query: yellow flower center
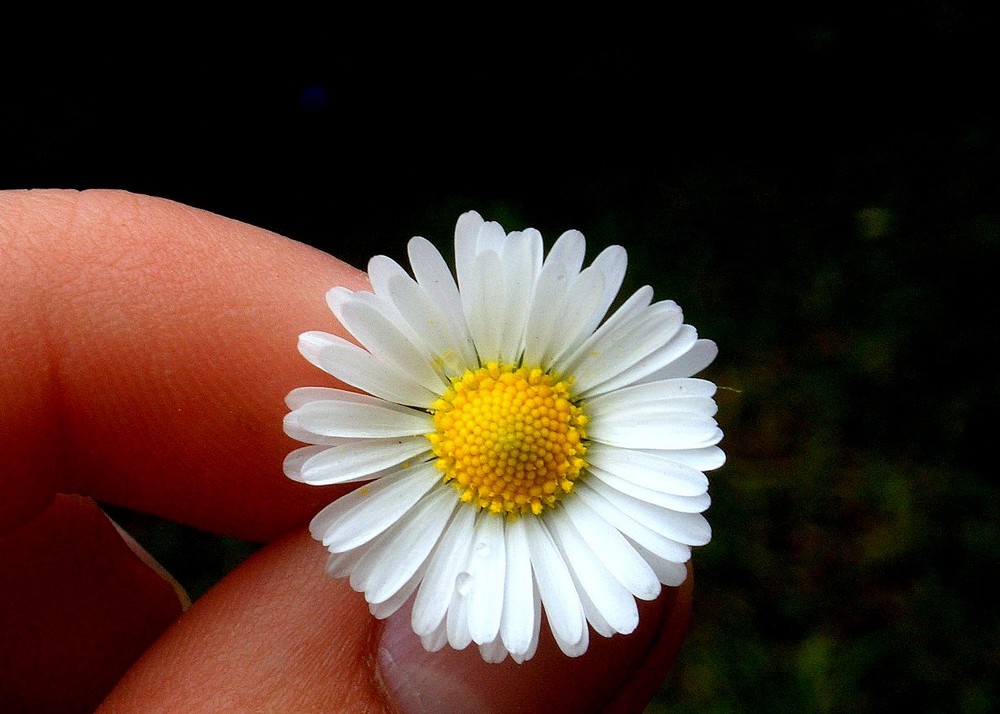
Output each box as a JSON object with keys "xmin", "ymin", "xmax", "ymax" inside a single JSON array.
[{"xmin": 427, "ymin": 362, "xmax": 588, "ymax": 516}]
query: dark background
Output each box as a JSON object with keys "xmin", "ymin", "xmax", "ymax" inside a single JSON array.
[{"xmin": 6, "ymin": 8, "xmax": 998, "ymax": 711}]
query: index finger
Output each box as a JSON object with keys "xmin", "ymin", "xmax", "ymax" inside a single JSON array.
[{"xmin": 0, "ymin": 189, "xmax": 365, "ymax": 539}]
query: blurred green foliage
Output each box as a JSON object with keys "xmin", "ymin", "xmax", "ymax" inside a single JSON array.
[{"xmin": 637, "ymin": 138, "xmax": 1000, "ymax": 710}]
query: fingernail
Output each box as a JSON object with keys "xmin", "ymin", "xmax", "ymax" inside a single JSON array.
[
  {"xmin": 376, "ymin": 594, "xmax": 675, "ymax": 714},
  {"xmin": 105, "ymin": 512, "xmax": 192, "ymax": 610}
]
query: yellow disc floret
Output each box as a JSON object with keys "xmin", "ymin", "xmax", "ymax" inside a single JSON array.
[{"xmin": 427, "ymin": 362, "xmax": 588, "ymax": 517}]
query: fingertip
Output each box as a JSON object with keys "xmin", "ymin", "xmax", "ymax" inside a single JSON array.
[{"xmin": 376, "ymin": 570, "xmax": 693, "ymax": 714}]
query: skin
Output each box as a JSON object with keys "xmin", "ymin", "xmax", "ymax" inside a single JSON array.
[{"xmin": 0, "ymin": 190, "xmax": 692, "ymax": 713}]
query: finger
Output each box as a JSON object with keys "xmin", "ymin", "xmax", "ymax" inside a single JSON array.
[
  {"xmin": 99, "ymin": 531, "xmax": 692, "ymax": 713},
  {"xmin": 0, "ymin": 189, "xmax": 367, "ymax": 538},
  {"xmin": 0, "ymin": 495, "xmax": 183, "ymax": 713}
]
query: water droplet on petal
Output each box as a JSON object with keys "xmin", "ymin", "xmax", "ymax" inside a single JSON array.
[{"xmin": 455, "ymin": 571, "xmax": 472, "ymax": 596}]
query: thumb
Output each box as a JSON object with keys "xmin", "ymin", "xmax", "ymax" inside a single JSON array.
[{"xmin": 101, "ymin": 530, "xmax": 691, "ymax": 713}]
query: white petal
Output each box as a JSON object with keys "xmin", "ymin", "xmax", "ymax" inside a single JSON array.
[
  {"xmin": 283, "ymin": 444, "xmax": 331, "ymax": 480},
  {"xmin": 541, "ymin": 266, "xmax": 607, "ymax": 366},
  {"xmin": 592, "ymin": 396, "xmax": 718, "ymax": 423},
  {"xmin": 547, "ymin": 508, "xmax": 639, "ymax": 635},
  {"xmin": 521, "ymin": 253, "xmax": 574, "ymax": 367},
  {"xmin": 369, "ymin": 566, "xmax": 422, "ymax": 619},
  {"xmin": 446, "ymin": 585, "xmax": 473, "ymax": 651},
  {"xmin": 325, "ymin": 285, "xmax": 355, "ymax": 314},
  {"xmin": 523, "ymin": 516, "xmax": 587, "ymax": 657},
  {"xmin": 545, "ymin": 245, "xmax": 628, "ymax": 367},
  {"xmin": 568, "ymin": 302, "xmax": 683, "ymax": 395},
  {"xmin": 574, "ymin": 481, "xmax": 692, "ymax": 563},
  {"xmin": 554, "ymin": 291, "xmax": 668, "ymax": 385},
  {"xmin": 497, "ymin": 230, "xmax": 541, "ymax": 363},
  {"xmin": 585, "ymin": 443, "xmax": 710, "ymax": 497},
  {"xmin": 454, "ymin": 211, "xmax": 486, "ymax": 300},
  {"xmin": 407, "ymin": 236, "xmax": 474, "ymax": 359},
  {"xmin": 352, "ymin": 487, "xmax": 456, "ymax": 604},
  {"xmin": 369, "ymin": 549, "xmax": 434, "ymax": 618},
  {"xmin": 292, "ymin": 400, "xmax": 431, "ymax": 440},
  {"xmin": 295, "ymin": 436, "xmax": 431, "ymax": 486},
  {"xmin": 576, "ymin": 588, "xmax": 614, "ymax": 638},
  {"xmin": 589, "ymin": 411, "xmax": 722, "ymax": 450},
  {"xmin": 476, "ymin": 220, "xmax": 507, "ymax": 254},
  {"xmin": 645, "ymin": 445, "xmax": 727, "ymax": 471},
  {"xmin": 638, "ymin": 338, "xmax": 719, "ymax": 382},
  {"xmin": 295, "ymin": 448, "xmax": 427, "ymax": 487},
  {"xmin": 629, "ymin": 539, "xmax": 690, "ymax": 587},
  {"xmin": 286, "ymin": 392, "xmax": 401, "ymax": 446},
  {"xmin": 585, "ymin": 377, "xmax": 718, "ymax": 415},
  {"xmin": 336, "ymin": 298, "xmax": 447, "ymax": 395},
  {"xmin": 283, "ymin": 417, "xmax": 353, "ymax": 446},
  {"xmin": 550, "ymin": 285, "xmax": 653, "ymax": 377},
  {"xmin": 602, "ymin": 285, "xmax": 655, "ymax": 326},
  {"xmin": 467, "ymin": 513, "xmax": 506, "ymax": 645},
  {"xmin": 510, "ymin": 584, "xmax": 542, "ymax": 664},
  {"xmin": 499, "ymin": 517, "xmax": 536, "ymax": 656},
  {"xmin": 587, "ymin": 244, "xmax": 628, "ymax": 328},
  {"xmin": 297, "ymin": 330, "xmax": 338, "ymax": 371},
  {"xmin": 583, "ymin": 325, "xmax": 699, "ymax": 398},
  {"xmin": 420, "ymin": 619, "xmax": 450, "ymax": 652},
  {"xmin": 386, "ymin": 274, "xmax": 476, "ymax": 377},
  {"xmin": 561, "ymin": 495, "xmax": 661, "ymax": 601},
  {"xmin": 411, "ymin": 502, "xmax": 478, "ymax": 637},
  {"xmin": 589, "ymin": 466, "xmax": 712, "ymax": 512},
  {"xmin": 478, "ymin": 637, "xmax": 510, "ymax": 664},
  {"xmin": 331, "ymin": 289, "xmax": 425, "ymax": 349},
  {"xmin": 309, "ymin": 463, "xmax": 441, "ymax": 552},
  {"xmin": 587, "ymin": 477, "xmax": 712, "ymax": 547},
  {"xmin": 285, "ymin": 386, "xmax": 357, "ymax": 410},
  {"xmin": 462, "ymin": 249, "xmax": 504, "ymax": 363},
  {"xmin": 561, "ymin": 622, "xmax": 589, "ymax": 658},
  {"xmin": 290, "ymin": 385, "xmax": 422, "ymax": 413},
  {"xmin": 545, "ymin": 229, "xmax": 586, "ymax": 275},
  {"xmin": 367, "ymin": 254, "xmax": 410, "ymax": 302},
  {"xmin": 515, "ymin": 228, "xmax": 545, "ymax": 279},
  {"xmin": 312, "ymin": 335, "xmax": 438, "ymax": 408},
  {"xmin": 325, "ymin": 545, "xmax": 366, "ymax": 578}
]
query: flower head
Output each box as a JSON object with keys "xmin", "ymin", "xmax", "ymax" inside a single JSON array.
[{"xmin": 284, "ymin": 211, "xmax": 724, "ymax": 663}]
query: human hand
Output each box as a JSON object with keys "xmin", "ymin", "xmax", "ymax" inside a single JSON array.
[{"xmin": 0, "ymin": 190, "xmax": 692, "ymax": 713}]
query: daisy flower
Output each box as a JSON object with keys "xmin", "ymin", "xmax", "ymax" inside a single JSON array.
[{"xmin": 283, "ymin": 211, "xmax": 723, "ymax": 663}]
